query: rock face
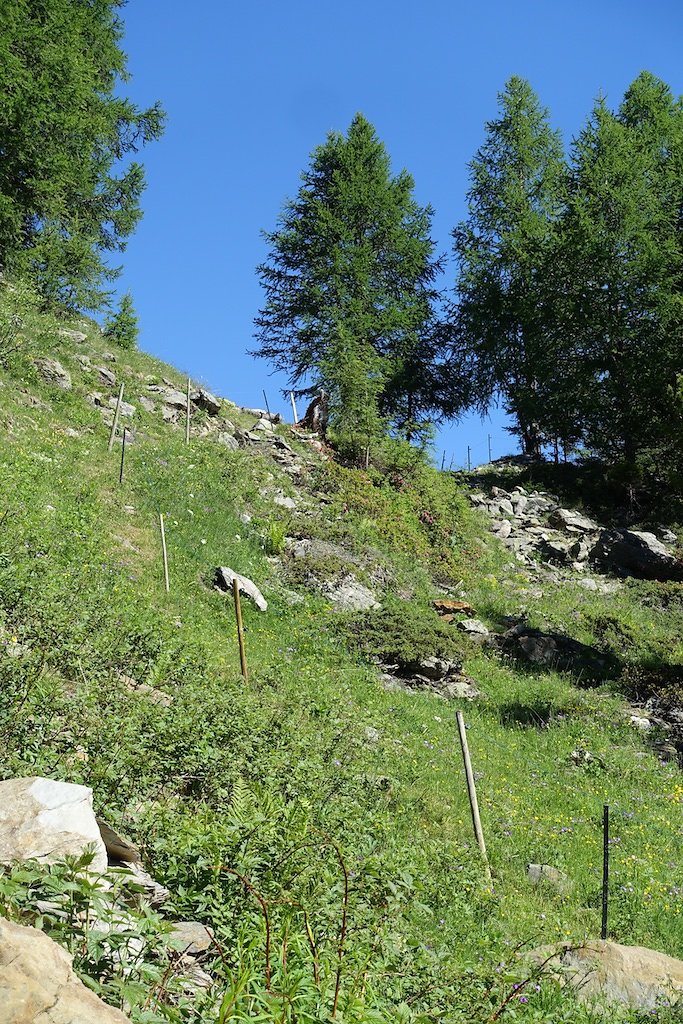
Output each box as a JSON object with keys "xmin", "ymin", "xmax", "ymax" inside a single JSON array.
[
  {"xmin": 0, "ymin": 777, "xmax": 108, "ymax": 873},
  {"xmin": 529, "ymin": 940, "xmax": 683, "ymax": 1010},
  {"xmin": 214, "ymin": 567, "xmax": 268, "ymax": 611},
  {"xmin": 191, "ymin": 386, "xmax": 221, "ymax": 415},
  {"xmin": 591, "ymin": 529, "xmax": 683, "ymax": 581},
  {"xmin": 0, "ymin": 917, "xmax": 131, "ymax": 1022},
  {"xmin": 490, "ymin": 625, "xmax": 618, "ymax": 681},
  {"xmin": 168, "ymin": 921, "xmax": 214, "ymax": 956},
  {"xmin": 32, "ymin": 357, "xmax": 71, "ymax": 390},
  {"xmin": 324, "ymin": 577, "xmax": 379, "ymax": 612}
]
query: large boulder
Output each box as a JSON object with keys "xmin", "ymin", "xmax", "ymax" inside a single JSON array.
[
  {"xmin": 0, "ymin": 777, "xmax": 108, "ymax": 872},
  {"xmin": 191, "ymin": 386, "xmax": 221, "ymax": 415},
  {"xmin": 549, "ymin": 507, "xmax": 599, "ymax": 533},
  {"xmin": 590, "ymin": 529, "xmax": 683, "ymax": 581},
  {"xmin": 214, "ymin": 567, "xmax": 268, "ymax": 611},
  {"xmin": 529, "ymin": 940, "xmax": 683, "ymax": 1010},
  {"xmin": 0, "ymin": 917, "xmax": 131, "ymax": 1022},
  {"xmin": 490, "ymin": 625, "xmax": 618, "ymax": 681}
]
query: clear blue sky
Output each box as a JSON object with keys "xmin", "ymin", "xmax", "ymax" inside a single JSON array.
[{"xmin": 116, "ymin": 0, "xmax": 683, "ymax": 468}]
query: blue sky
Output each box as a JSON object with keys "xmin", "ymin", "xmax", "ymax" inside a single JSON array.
[{"xmin": 116, "ymin": 0, "xmax": 683, "ymax": 468}]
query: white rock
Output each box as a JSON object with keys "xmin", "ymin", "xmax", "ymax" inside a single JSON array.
[
  {"xmin": 214, "ymin": 567, "xmax": 268, "ymax": 611},
  {"xmin": 0, "ymin": 777, "xmax": 108, "ymax": 873}
]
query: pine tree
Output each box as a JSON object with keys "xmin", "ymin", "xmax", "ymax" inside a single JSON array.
[
  {"xmin": 452, "ymin": 77, "xmax": 567, "ymax": 457},
  {"xmin": 253, "ymin": 114, "xmax": 443, "ymax": 441},
  {"xmin": 103, "ymin": 292, "xmax": 138, "ymax": 350},
  {"xmin": 0, "ymin": 0, "xmax": 164, "ymax": 309}
]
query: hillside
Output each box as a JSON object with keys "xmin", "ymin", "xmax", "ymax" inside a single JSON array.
[{"xmin": 1, "ymin": 285, "xmax": 683, "ymax": 1023}]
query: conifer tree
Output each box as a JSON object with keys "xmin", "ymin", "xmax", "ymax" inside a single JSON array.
[
  {"xmin": 254, "ymin": 114, "xmax": 443, "ymax": 441},
  {"xmin": 452, "ymin": 77, "xmax": 567, "ymax": 457},
  {"xmin": 103, "ymin": 292, "xmax": 138, "ymax": 350},
  {"xmin": 0, "ymin": 0, "xmax": 164, "ymax": 308}
]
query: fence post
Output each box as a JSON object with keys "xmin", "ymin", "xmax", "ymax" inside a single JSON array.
[
  {"xmin": 159, "ymin": 513, "xmax": 170, "ymax": 593},
  {"xmin": 456, "ymin": 711, "xmax": 491, "ymax": 879},
  {"xmin": 119, "ymin": 427, "xmax": 127, "ymax": 484},
  {"xmin": 601, "ymin": 804, "xmax": 610, "ymax": 939},
  {"xmin": 488, "ymin": 434, "xmax": 492, "ymax": 463},
  {"xmin": 262, "ymin": 389, "xmax": 271, "ymax": 419},
  {"xmin": 185, "ymin": 377, "xmax": 191, "ymax": 445},
  {"xmin": 232, "ymin": 577, "xmax": 249, "ymax": 682},
  {"xmin": 290, "ymin": 391, "xmax": 299, "ymax": 424},
  {"xmin": 467, "ymin": 446, "xmax": 471, "ymax": 472},
  {"xmin": 108, "ymin": 383, "xmax": 125, "ymax": 452}
]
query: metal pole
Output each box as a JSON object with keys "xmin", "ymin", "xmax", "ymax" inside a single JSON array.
[
  {"xmin": 232, "ymin": 577, "xmax": 249, "ymax": 682},
  {"xmin": 456, "ymin": 711, "xmax": 491, "ymax": 879},
  {"xmin": 159, "ymin": 513, "xmax": 170, "ymax": 593},
  {"xmin": 441, "ymin": 452, "xmax": 446, "ymax": 471},
  {"xmin": 290, "ymin": 391, "xmax": 299, "ymax": 424},
  {"xmin": 119, "ymin": 427, "xmax": 126, "ymax": 484},
  {"xmin": 488, "ymin": 434, "xmax": 492, "ymax": 463},
  {"xmin": 108, "ymin": 383, "xmax": 124, "ymax": 452},
  {"xmin": 601, "ymin": 804, "xmax": 609, "ymax": 939},
  {"xmin": 467, "ymin": 446, "xmax": 471, "ymax": 472},
  {"xmin": 185, "ymin": 377, "xmax": 191, "ymax": 445},
  {"xmin": 262, "ymin": 389, "xmax": 271, "ymax": 420}
]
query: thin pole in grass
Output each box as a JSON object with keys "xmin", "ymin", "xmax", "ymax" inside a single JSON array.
[
  {"xmin": 290, "ymin": 391, "xmax": 299, "ymax": 424},
  {"xmin": 601, "ymin": 804, "xmax": 610, "ymax": 939},
  {"xmin": 119, "ymin": 427, "xmax": 127, "ymax": 484},
  {"xmin": 456, "ymin": 710, "xmax": 491, "ymax": 879},
  {"xmin": 232, "ymin": 577, "xmax": 249, "ymax": 682},
  {"xmin": 488, "ymin": 433, "xmax": 492, "ymax": 463},
  {"xmin": 185, "ymin": 376, "xmax": 191, "ymax": 445},
  {"xmin": 467, "ymin": 445, "xmax": 472, "ymax": 471},
  {"xmin": 159, "ymin": 513, "xmax": 170, "ymax": 593},
  {"xmin": 262, "ymin": 389, "xmax": 271, "ymax": 419},
  {"xmin": 108, "ymin": 382, "xmax": 125, "ymax": 451}
]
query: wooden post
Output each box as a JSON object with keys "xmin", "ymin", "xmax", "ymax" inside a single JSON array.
[
  {"xmin": 185, "ymin": 377, "xmax": 191, "ymax": 445},
  {"xmin": 119, "ymin": 427, "xmax": 127, "ymax": 485},
  {"xmin": 601, "ymin": 804, "xmax": 609, "ymax": 939},
  {"xmin": 456, "ymin": 711, "xmax": 491, "ymax": 879},
  {"xmin": 108, "ymin": 383, "xmax": 125, "ymax": 451},
  {"xmin": 262, "ymin": 389, "xmax": 271, "ymax": 420},
  {"xmin": 467, "ymin": 445, "xmax": 471, "ymax": 472},
  {"xmin": 232, "ymin": 577, "xmax": 249, "ymax": 682},
  {"xmin": 159, "ymin": 513, "xmax": 170, "ymax": 593},
  {"xmin": 290, "ymin": 391, "xmax": 299, "ymax": 424}
]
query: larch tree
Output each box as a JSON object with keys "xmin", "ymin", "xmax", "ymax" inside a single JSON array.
[
  {"xmin": 0, "ymin": 0, "xmax": 164, "ymax": 309},
  {"xmin": 253, "ymin": 113, "xmax": 444, "ymax": 450},
  {"xmin": 452, "ymin": 76, "xmax": 567, "ymax": 457}
]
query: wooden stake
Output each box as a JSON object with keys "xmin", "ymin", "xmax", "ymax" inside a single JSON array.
[
  {"xmin": 488, "ymin": 433, "xmax": 492, "ymax": 463},
  {"xmin": 467, "ymin": 445, "xmax": 472, "ymax": 471},
  {"xmin": 456, "ymin": 710, "xmax": 491, "ymax": 879},
  {"xmin": 159, "ymin": 513, "xmax": 170, "ymax": 593},
  {"xmin": 290, "ymin": 391, "xmax": 299, "ymax": 424},
  {"xmin": 108, "ymin": 382, "xmax": 125, "ymax": 451},
  {"xmin": 601, "ymin": 804, "xmax": 609, "ymax": 939},
  {"xmin": 262, "ymin": 389, "xmax": 271, "ymax": 420},
  {"xmin": 232, "ymin": 577, "xmax": 249, "ymax": 682},
  {"xmin": 119, "ymin": 427, "xmax": 127, "ymax": 485},
  {"xmin": 185, "ymin": 377, "xmax": 191, "ymax": 445}
]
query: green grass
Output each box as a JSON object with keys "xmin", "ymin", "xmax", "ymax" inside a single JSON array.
[{"xmin": 0, "ymin": 282, "xmax": 682, "ymax": 1022}]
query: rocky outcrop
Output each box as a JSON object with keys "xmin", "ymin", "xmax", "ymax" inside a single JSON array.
[
  {"xmin": 490, "ymin": 625, "xmax": 618, "ymax": 681},
  {"xmin": 591, "ymin": 529, "xmax": 683, "ymax": 581},
  {"xmin": 0, "ymin": 918, "xmax": 132, "ymax": 1023},
  {"xmin": 0, "ymin": 777, "xmax": 108, "ymax": 873},
  {"xmin": 528, "ymin": 940, "xmax": 683, "ymax": 1010},
  {"xmin": 324, "ymin": 576, "xmax": 379, "ymax": 612},
  {"xmin": 32, "ymin": 357, "xmax": 71, "ymax": 390}
]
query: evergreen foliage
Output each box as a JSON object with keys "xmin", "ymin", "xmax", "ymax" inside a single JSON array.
[
  {"xmin": 254, "ymin": 114, "xmax": 444, "ymax": 448},
  {"xmin": 103, "ymin": 292, "xmax": 139, "ymax": 350},
  {"xmin": 0, "ymin": 0, "xmax": 164, "ymax": 310}
]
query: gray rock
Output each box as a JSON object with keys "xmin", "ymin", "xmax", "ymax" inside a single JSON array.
[
  {"xmin": 0, "ymin": 918, "xmax": 132, "ymax": 1022},
  {"xmin": 168, "ymin": 921, "xmax": 214, "ymax": 956},
  {"xmin": 539, "ymin": 539, "xmax": 572, "ymax": 564},
  {"xmin": 550, "ymin": 508, "xmax": 599, "ymax": 533},
  {"xmin": 498, "ymin": 498, "xmax": 515, "ymax": 516},
  {"xmin": 659, "ymin": 528, "xmax": 677, "ymax": 545},
  {"xmin": 578, "ymin": 578, "xmax": 599, "ymax": 592},
  {"xmin": 156, "ymin": 387, "xmax": 187, "ymax": 408},
  {"xmin": 495, "ymin": 520, "xmax": 512, "ymax": 540},
  {"xmin": 490, "ymin": 626, "xmax": 618, "ymax": 681},
  {"xmin": 138, "ymin": 395, "xmax": 155, "ymax": 413},
  {"xmin": 590, "ymin": 529, "xmax": 683, "ymax": 581},
  {"xmin": 527, "ymin": 863, "xmax": 567, "ymax": 887},
  {"xmin": 58, "ymin": 327, "xmax": 88, "ymax": 343},
  {"xmin": 324, "ymin": 577, "xmax": 379, "ymax": 612},
  {"xmin": 457, "ymin": 618, "xmax": 490, "ymax": 638},
  {"xmin": 217, "ymin": 431, "xmax": 239, "ymax": 450},
  {"xmin": 0, "ymin": 777, "xmax": 108, "ymax": 873},
  {"xmin": 161, "ymin": 405, "xmax": 178, "ymax": 422},
  {"xmin": 96, "ymin": 366, "xmax": 116, "ymax": 386},
  {"xmin": 214, "ymin": 567, "xmax": 268, "ymax": 611},
  {"xmin": 108, "ymin": 396, "xmax": 135, "ymax": 417},
  {"xmin": 511, "ymin": 494, "xmax": 528, "ymax": 515},
  {"xmin": 33, "ymin": 357, "xmax": 71, "ymax": 390},
  {"xmin": 273, "ymin": 491, "xmax": 296, "ymax": 509},
  {"xmin": 528, "ymin": 941, "xmax": 683, "ymax": 1010},
  {"xmin": 410, "ymin": 656, "xmax": 453, "ymax": 680},
  {"xmin": 101, "ymin": 351, "xmax": 116, "ymax": 362},
  {"xmin": 191, "ymin": 386, "xmax": 221, "ymax": 415},
  {"xmin": 118, "ymin": 862, "xmax": 170, "ymax": 907},
  {"xmin": 96, "ymin": 820, "xmax": 140, "ymax": 864}
]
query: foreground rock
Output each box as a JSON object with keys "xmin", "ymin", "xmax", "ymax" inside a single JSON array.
[
  {"xmin": 490, "ymin": 625, "xmax": 618, "ymax": 681},
  {"xmin": 214, "ymin": 567, "xmax": 268, "ymax": 611},
  {"xmin": 0, "ymin": 777, "xmax": 108, "ymax": 873},
  {"xmin": 591, "ymin": 529, "xmax": 683, "ymax": 581},
  {"xmin": 0, "ymin": 917, "xmax": 131, "ymax": 1022},
  {"xmin": 32, "ymin": 357, "xmax": 71, "ymax": 390},
  {"xmin": 529, "ymin": 940, "xmax": 683, "ymax": 1010}
]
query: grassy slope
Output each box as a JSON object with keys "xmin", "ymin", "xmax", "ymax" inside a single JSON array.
[{"xmin": 1, "ymin": 287, "xmax": 682, "ymax": 1023}]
